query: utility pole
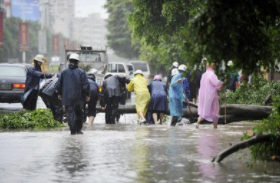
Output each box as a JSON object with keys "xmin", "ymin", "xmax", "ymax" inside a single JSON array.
[{"xmin": 22, "ymin": 0, "xmax": 25, "ymax": 63}]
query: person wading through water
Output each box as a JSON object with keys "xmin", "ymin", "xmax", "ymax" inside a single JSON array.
[{"xmin": 56, "ymin": 53, "xmax": 90, "ymax": 135}]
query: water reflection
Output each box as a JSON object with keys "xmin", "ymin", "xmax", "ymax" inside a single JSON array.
[{"xmin": 54, "ymin": 136, "xmax": 89, "ymax": 182}]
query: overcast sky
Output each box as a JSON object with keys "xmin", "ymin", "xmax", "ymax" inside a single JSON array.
[{"xmin": 75, "ymin": 0, "xmax": 108, "ymax": 19}]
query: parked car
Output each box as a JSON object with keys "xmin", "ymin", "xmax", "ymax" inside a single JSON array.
[
  {"xmin": 106, "ymin": 62, "xmax": 134, "ymax": 79},
  {"xmin": 129, "ymin": 60, "xmax": 151, "ymax": 82},
  {"xmin": 0, "ymin": 63, "xmax": 31, "ymax": 103}
]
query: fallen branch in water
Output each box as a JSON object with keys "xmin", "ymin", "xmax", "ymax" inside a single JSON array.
[{"xmin": 212, "ymin": 134, "xmax": 274, "ymax": 163}]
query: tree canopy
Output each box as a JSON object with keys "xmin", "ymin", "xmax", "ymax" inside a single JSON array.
[
  {"xmin": 128, "ymin": 0, "xmax": 280, "ymax": 75},
  {"xmin": 105, "ymin": 0, "xmax": 139, "ymax": 59}
]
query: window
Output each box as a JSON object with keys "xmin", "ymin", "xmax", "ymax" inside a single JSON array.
[
  {"xmin": 131, "ymin": 62, "xmax": 148, "ymax": 71},
  {"xmin": 118, "ymin": 64, "xmax": 125, "ymax": 72},
  {"xmin": 0, "ymin": 66, "xmax": 26, "ymax": 77}
]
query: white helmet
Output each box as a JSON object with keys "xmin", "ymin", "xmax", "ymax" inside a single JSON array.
[
  {"xmin": 34, "ymin": 54, "xmax": 44, "ymax": 63},
  {"xmin": 178, "ymin": 64, "xmax": 187, "ymax": 71},
  {"xmin": 227, "ymin": 60, "xmax": 233, "ymax": 66},
  {"xmin": 173, "ymin": 61, "xmax": 179, "ymax": 67},
  {"xmin": 134, "ymin": 69, "xmax": 143, "ymax": 76},
  {"xmin": 69, "ymin": 53, "xmax": 80, "ymax": 61},
  {"xmin": 171, "ymin": 68, "xmax": 179, "ymax": 76}
]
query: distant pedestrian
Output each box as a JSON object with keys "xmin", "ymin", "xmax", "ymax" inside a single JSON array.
[
  {"xmin": 22, "ymin": 54, "xmax": 53, "ymax": 110},
  {"xmin": 56, "ymin": 53, "xmax": 90, "ymax": 135},
  {"xmin": 127, "ymin": 70, "xmax": 151, "ymax": 124},
  {"xmin": 86, "ymin": 74, "xmax": 99, "ymax": 125},
  {"xmin": 169, "ymin": 64, "xmax": 188, "ymax": 126},
  {"xmin": 100, "ymin": 74, "xmax": 128, "ymax": 124},
  {"xmin": 148, "ymin": 75, "xmax": 168, "ymax": 125},
  {"xmin": 196, "ymin": 62, "xmax": 223, "ymax": 129},
  {"xmin": 166, "ymin": 62, "xmax": 179, "ymax": 89},
  {"xmin": 226, "ymin": 60, "xmax": 239, "ymax": 92}
]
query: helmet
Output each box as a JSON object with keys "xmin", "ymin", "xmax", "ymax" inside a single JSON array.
[
  {"xmin": 227, "ymin": 60, "xmax": 233, "ymax": 67},
  {"xmin": 171, "ymin": 68, "xmax": 179, "ymax": 76},
  {"xmin": 173, "ymin": 62, "xmax": 179, "ymax": 68},
  {"xmin": 34, "ymin": 54, "xmax": 44, "ymax": 63},
  {"xmin": 104, "ymin": 73, "xmax": 112, "ymax": 80},
  {"xmin": 66, "ymin": 52, "xmax": 72, "ymax": 60},
  {"xmin": 178, "ymin": 64, "xmax": 187, "ymax": 71},
  {"xmin": 134, "ymin": 70, "xmax": 143, "ymax": 76},
  {"xmin": 202, "ymin": 57, "xmax": 207, "ymax": 62},
  {"xmin": 88, "ymin": 74, "xmax": 96, "ymax": 81},
  {"xmin": 69, "ymin": 53, "xmax": 80, "ymax": 61},
  {"xmin": 154, "ymin": 75, "xmax": 162, "ymax": 80}
]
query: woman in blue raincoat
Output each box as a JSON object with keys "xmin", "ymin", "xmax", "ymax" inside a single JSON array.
[
  {"xmin": 22, "ymin": 54, "xmax": 53, "ymax": 110},
  {"xmin": 169, "ymin": 65, "xmax": 187, "ymax": 126},
  {"xmin": 148, "ymin": 75, "xmax": 168, "ymax": 124}
]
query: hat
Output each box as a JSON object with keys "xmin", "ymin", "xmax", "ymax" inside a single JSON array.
[
  {"xmin": 88, "ymin": 74, "xmax": 96, "ymax": 81},
  {"xmin": 173, "ymin": 62, "xmax": 179, "ymax": 67},
  {"xmin": 154, "ymin": 75, "xmax": 162, "ymax": 80},
  {"xmin": 134, "ymin": 70, "xmax": 143, "ymax": 76},
  {"xmin": 171, "ymin": 68, "xmax": 179, "ymax": 76},
  {"xmin": 178, "ymin": 64, "xmax": 187, "ymax": 71},
  {"xmin": 202, "ymin": 57, "xmax": 207, "ymax": 62},
  {"xmin": 227, "ymin": 60, "xmax": 233, "ymax": 67},
  {"xmin": 69, "ymin": 53, "xmax": 80, "ymax": 61},
  {"xmin": 34, "ymin": 54, "xmax": 44, "ymax": 63},
  {"xmin": 104, "ymin": 73, "xmax": 113, "ymax": 80}
]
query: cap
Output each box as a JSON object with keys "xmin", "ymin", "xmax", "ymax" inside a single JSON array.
[{"xmin": 34, "ymin": 54, "xmax": 44, "ymax": 63}]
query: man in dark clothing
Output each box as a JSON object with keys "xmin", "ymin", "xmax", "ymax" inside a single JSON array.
[
  {"xmin": 39, "ymin": 76, "xmax": 63, "ymax": 123},
  {"xmin": 166, "ymin": 61, "xmax": 179, "ymax": 90},
  {"xmin": 22, "ymin": 54, "xmax": 53, "ymax": 110},
  {"xmin": 86, "ymin": 74, "xmax": 99, "ymax": 124},
  {"xmin": 100, "ymin": 74, "xmax": 128, "ymax": 124},
  {"xmin": 56, "ymin": 53, "xmax": 90, "ymax": 135}
]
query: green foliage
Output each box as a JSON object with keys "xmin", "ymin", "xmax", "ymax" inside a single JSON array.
[
  {"xmin": 191, "ymin": 0, "xmax": 280, "ymax": 75},
  {"xmin": 0, "ymin": 109, "xmax": 64, "ymax": 130},
  {"xmin": 245, "ymin": 98, "xmax": 280, "ymax": 160},
  {"xmin": 105, "ymin": 0, "xmax": 139, "ymax": 59},
  {"xmin": 220, "ymin": 74, "xmax": 280, "ymax": 105}
]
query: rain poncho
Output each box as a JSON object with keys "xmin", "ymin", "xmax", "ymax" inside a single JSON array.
[
  {"xmin": 22, "ymin": 62, "xmax": 52, "ymax": 110},
  {"xmin": 169, "ymin": 73, "xmax": 186, "ymax": 118},
  {"xmin": 148, "ymin": 79, "xmax": 168, "ymax": 113},
  {"xmin": 198, "ymin": 68, "xmax": 222, "ymax": 123},
  {"xmin": 127, "ymin": 74, "xmax": 150, "ymax": 117}
]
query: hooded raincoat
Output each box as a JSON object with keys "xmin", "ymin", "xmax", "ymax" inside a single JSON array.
[
  {"xmin": 198, "ymin": 68, "xmax": 222, "ymax": 123},
  {"xmin": 22, "ymin": 62, "xmax": 52, "ymax": 110},
  {"xmin": 148, "ymin": 79, "xmax": 168, "ymax": 113},
  {"xmin": 127, "ymin": 74, "xmax": 150, "ymax": 117},
  {"xmin": 169, "ymin": 73, "xmax": 186, "ymax": 118}
]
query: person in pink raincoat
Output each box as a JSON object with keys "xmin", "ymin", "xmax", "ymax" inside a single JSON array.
[{"xmin": 196, "ymin": 62, "xmax": 223, "ymax": 129}]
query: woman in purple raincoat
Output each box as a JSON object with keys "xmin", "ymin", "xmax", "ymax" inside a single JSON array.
[
  {"xmin": 196, "ymin": 62, "xmax": 223, "ymax": 129},
  {"xmin": 148, "ymin": 75, "xmax": 168, "ymax": 124}
]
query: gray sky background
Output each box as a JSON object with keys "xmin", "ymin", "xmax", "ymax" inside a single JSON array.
[{"xmin": 75, "ymin": 0, "xmax": 108, "ymax": 19}]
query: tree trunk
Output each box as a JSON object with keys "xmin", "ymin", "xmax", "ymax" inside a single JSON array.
[{"xmin": 212, "ymin": 134, "xmax": 273, "ymax": 163}]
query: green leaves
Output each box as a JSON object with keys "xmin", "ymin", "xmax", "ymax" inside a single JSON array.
[{"xmin": 0, "ymin": 109, "xmax": 64, "ymax": 130}]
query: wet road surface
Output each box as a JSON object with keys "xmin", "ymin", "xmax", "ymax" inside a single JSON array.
[{"xmin": 0, "ymin": 114, "xmax": 279, "ymax": 183}]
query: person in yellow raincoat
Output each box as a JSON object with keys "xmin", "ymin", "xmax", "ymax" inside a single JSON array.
[{"xmin": 127, "ymin": 70, "xmax": 151, "ymax": 124}]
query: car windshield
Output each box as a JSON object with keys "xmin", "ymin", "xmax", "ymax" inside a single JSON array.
[
  {"xmin": 131, "ymin": 62, "xmax": 148, "ymax": 71},
  {"xmin": 0, "ymin": 66, "xmax": 26, "ymax": 77}
]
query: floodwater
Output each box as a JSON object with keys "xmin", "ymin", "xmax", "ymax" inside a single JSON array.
[{"xmin": 0, "ymin": 113, "xmax": 279, "ymax": 183}]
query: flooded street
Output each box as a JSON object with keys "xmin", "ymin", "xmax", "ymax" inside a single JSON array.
[{"xmin": 0, "ymin": 112, "xmax": 279, "ymax": 183}]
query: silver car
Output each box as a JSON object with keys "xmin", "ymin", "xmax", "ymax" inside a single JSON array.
[{"xmin": 0, "ymin": 63, "xmax": 31, "ymax": 103}]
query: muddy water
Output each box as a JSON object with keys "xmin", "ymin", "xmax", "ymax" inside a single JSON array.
[{"xmin": 0, "ymin": 114, "xmax": 279, "ymax": 183}]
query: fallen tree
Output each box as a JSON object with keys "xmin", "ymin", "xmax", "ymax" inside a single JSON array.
[
  {"xmin": 212, "ymin": 134, "xmax": 274, "ymax": 163},
  {"xmin": 96, "ymin": 103, "xmax": 272, "ymax": 123}
]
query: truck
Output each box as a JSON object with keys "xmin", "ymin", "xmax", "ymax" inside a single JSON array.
[{"xmin": 62, "ymin": 46, "xmax": 108, "ymax": 87}]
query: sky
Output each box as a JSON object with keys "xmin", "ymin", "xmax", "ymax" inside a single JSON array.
[{"xmin": 75, "ymin": 0, "xmax": 108, "ymax": 19}]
